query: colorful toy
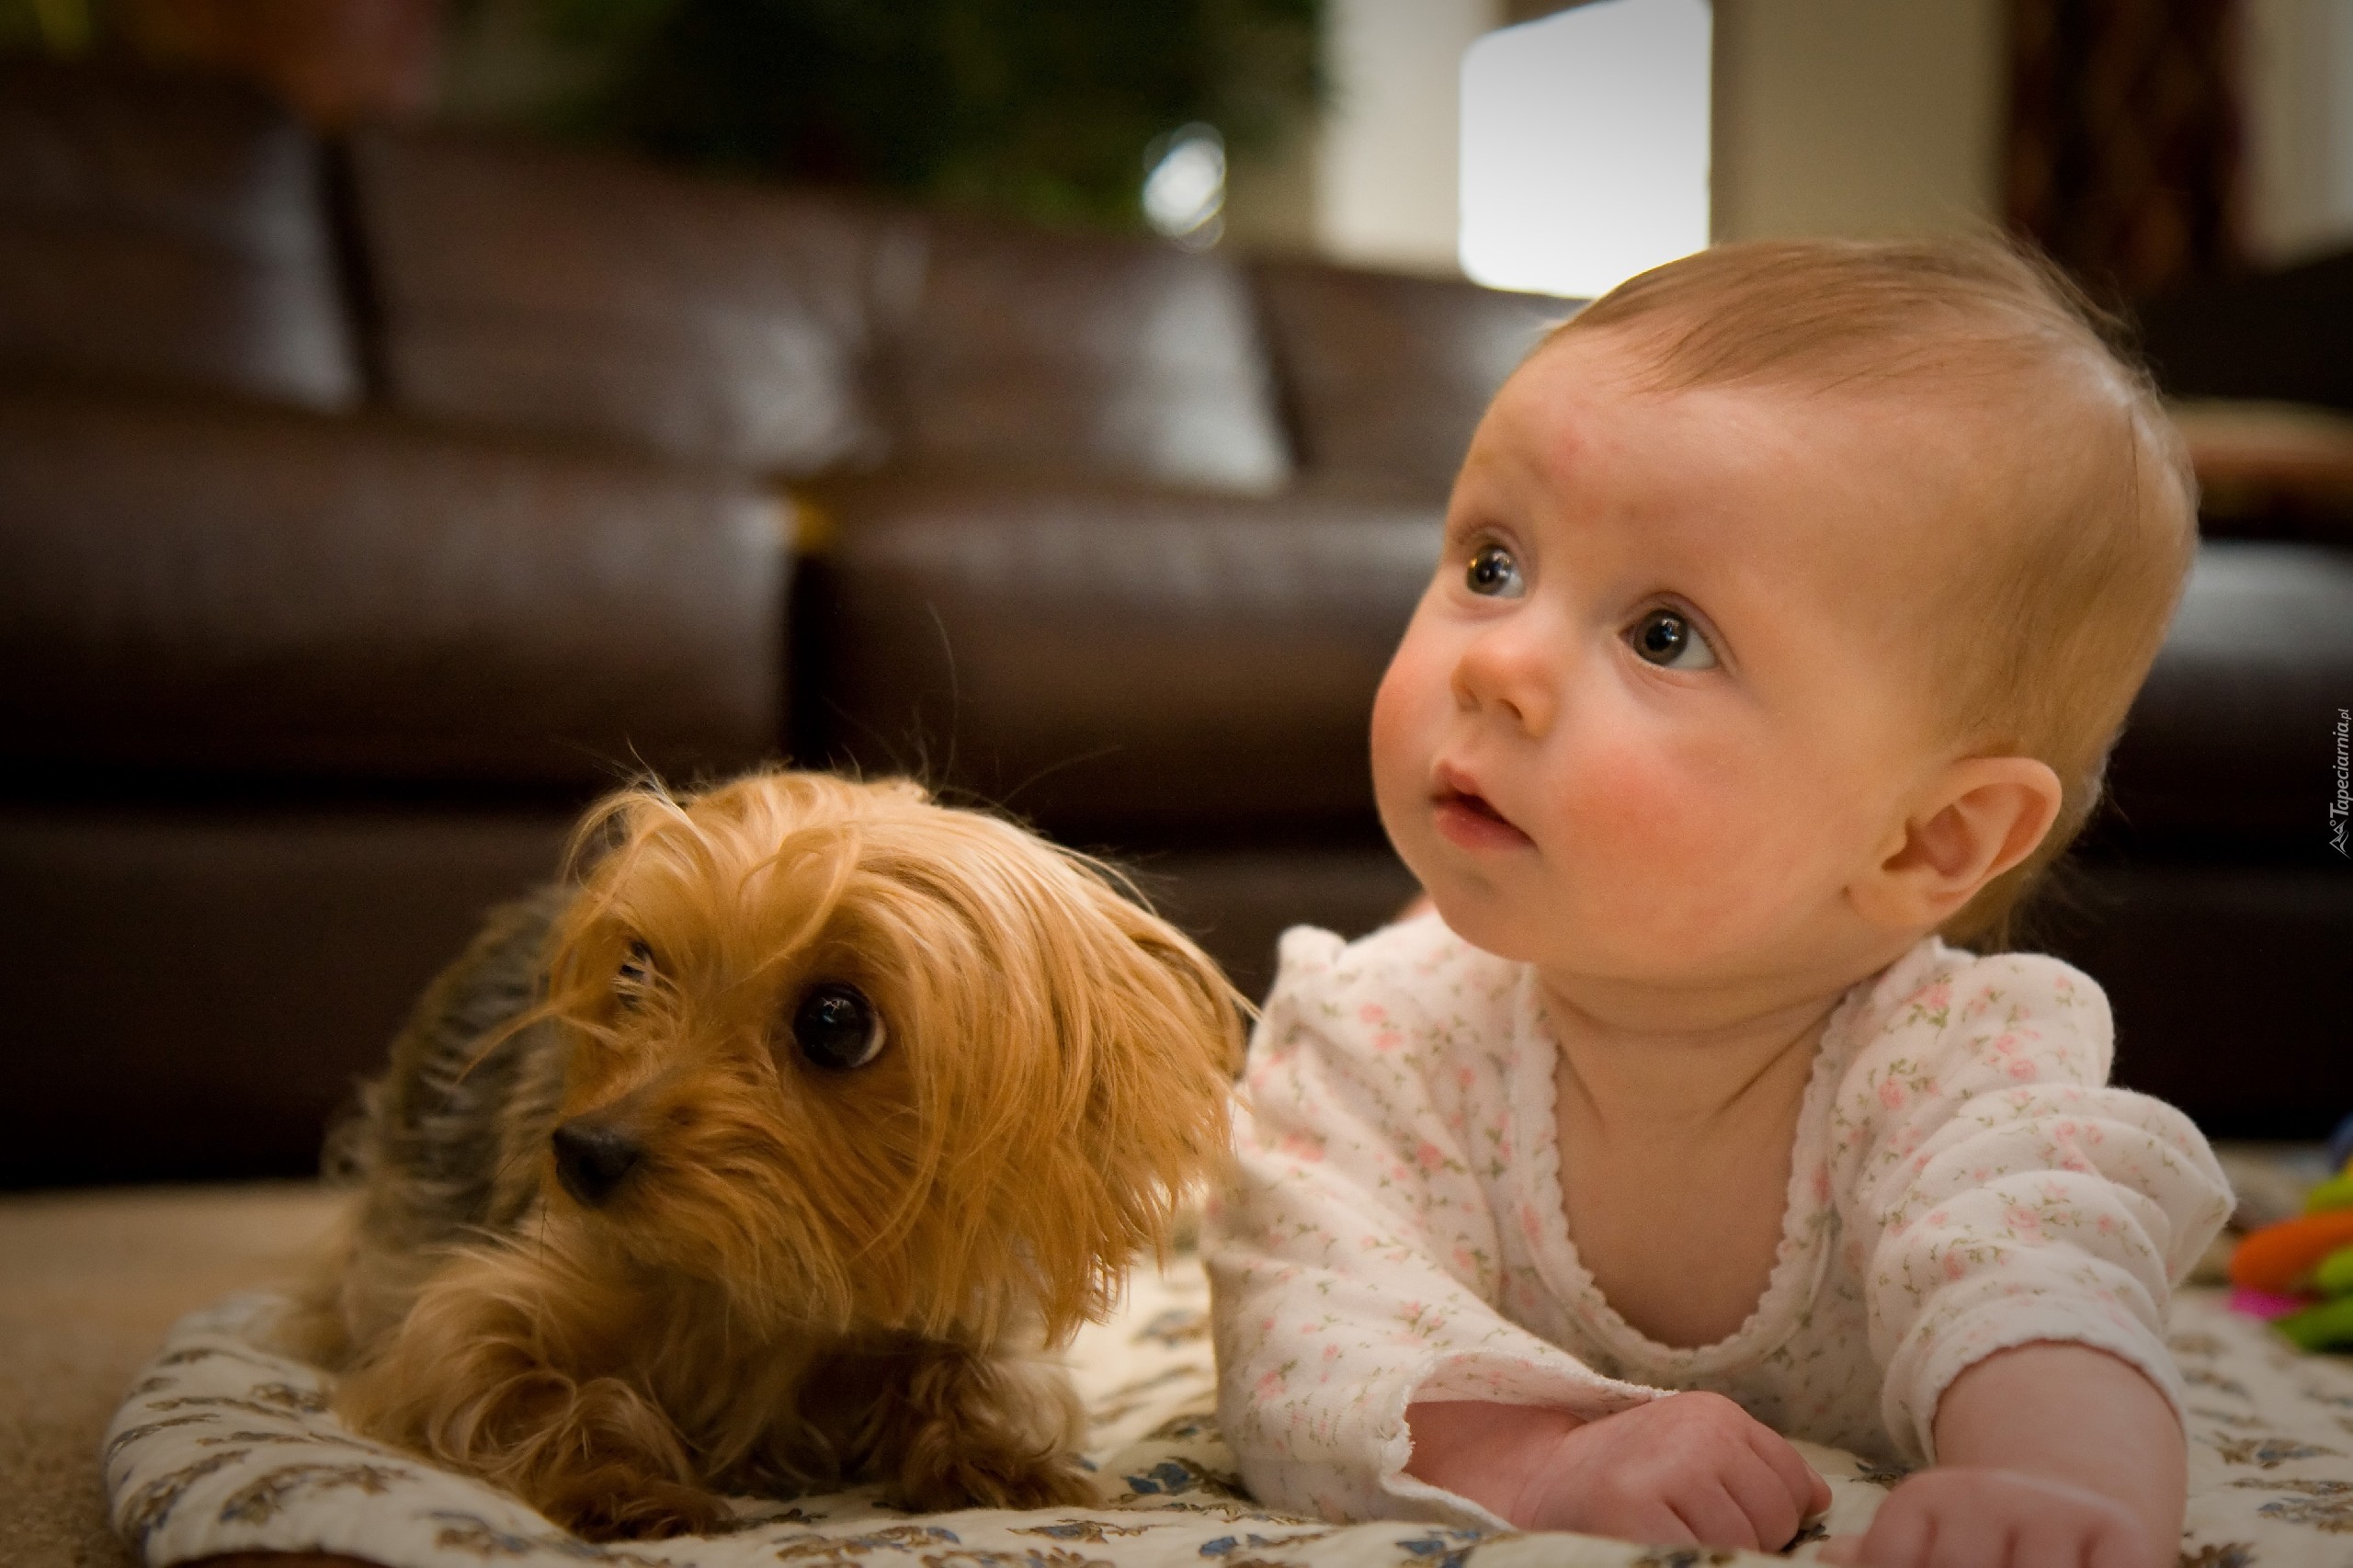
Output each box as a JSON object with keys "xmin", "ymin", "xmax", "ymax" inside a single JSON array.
[
  {"xmin": 2230, "ymin": 1118, "xmax": 2353, "ymax": 1353},
  {"xmin": 2227, "ymin": 1285, "xmax": 2310, "ymax": 1321},
  {"xmin": 2228, "ymin": 1210, "xmax": 2353, "ymax": 1295}
]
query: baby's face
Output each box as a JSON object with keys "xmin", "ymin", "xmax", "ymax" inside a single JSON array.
[{"xmin": 1371, "ymin": 329, "xmax": 1974, "ymax": 990}]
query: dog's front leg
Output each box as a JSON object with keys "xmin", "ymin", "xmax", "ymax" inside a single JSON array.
[
  {"xmin": 335, "ymin": 1248, "xmax": 725, "ymax": 1540},
  {"xmin": 855, "ymin": 1342, "xmax": 1096, "ymax": 1512}
]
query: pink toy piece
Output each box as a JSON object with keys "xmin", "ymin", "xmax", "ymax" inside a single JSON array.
[{"xmin": 2230, "ymin": 1286, "xmax": 2313, "ymax": 1320}]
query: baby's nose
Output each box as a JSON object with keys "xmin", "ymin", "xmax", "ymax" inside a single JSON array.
[{"xmin": 1453, "ymin": 630, "xmax": 1559, "ymax": 735}]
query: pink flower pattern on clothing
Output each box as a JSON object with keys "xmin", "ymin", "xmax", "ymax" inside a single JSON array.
[{"xmin": 1205, "ymin": 918, "xmax": 2234, "ymax": 1529}]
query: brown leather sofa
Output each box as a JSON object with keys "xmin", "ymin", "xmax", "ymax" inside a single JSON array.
[{"xmin": 2, "ymin": 62, "xmax": 2347, "ymax": 1191}]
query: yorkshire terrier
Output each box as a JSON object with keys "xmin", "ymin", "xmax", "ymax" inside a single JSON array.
[{"xmin": 283, "ymin": 771, "xmax": 1243, "ymax": 1540}]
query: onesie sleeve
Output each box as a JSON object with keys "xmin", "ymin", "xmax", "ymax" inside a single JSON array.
[
  {"xmin": 1830, "ymin": 948, "xmax": 2234, "ymax": 1464},
  {"xmin": 1205, "ymin": 924, "xmax": 1656, "ymax": 1527}
]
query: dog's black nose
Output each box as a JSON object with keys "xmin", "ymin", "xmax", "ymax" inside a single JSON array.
[{"xmin": 551, "ymin": 1119, "xmax": 642, "ymax": 1207}]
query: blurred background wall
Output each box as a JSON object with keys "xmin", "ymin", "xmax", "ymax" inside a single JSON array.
[
  {"xmin": 9, "ymin": 0, "xmax": 2350, "ymax": 303},
  {"xmin": 1285, "ymin": 0, "xmax": 2013, "ymax": 274},
  {"xmin": 2242, "ymin": 0, "xmax": 2353, "ymax": 264},
  {"xmin": 1306, "ymin": 0, "xmax": 2353, "ymax": 295},
  {"xmin": 1710, "ymin": 0, "xmax": 2006, "ymax": 247}
]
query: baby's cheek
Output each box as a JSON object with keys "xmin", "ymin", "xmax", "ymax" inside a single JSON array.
[
  {"xmin": 1561, "ymin": 737, "xmax": 1824, "ymax": 947},
  {"xmin": 1370, "ymin": 662, "xmax": 1436, "ymax": 824},
  {"xmin": 1368, "ymin": 663, "xmax": 1420, "ymax": 784}
]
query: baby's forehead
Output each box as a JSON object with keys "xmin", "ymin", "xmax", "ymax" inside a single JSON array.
[
  {"xmin": 1519, "ymin": 322, "xmax": 2023, "ymax": 428},
  {"xmin": 1498, "ymin": 332, "xmax": 2013, "ymax": 532},
  {"xmin": 1520, "ymin": 313, "xmax": 2127, "ymax": 477},
  {"xmin": 1494, "ymin": 336, "xmax": 2031, "ymax": 642}
]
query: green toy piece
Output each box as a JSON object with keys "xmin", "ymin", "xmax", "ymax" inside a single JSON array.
[
  {"xmin": 2270, "ymin": 1165, "xmax": 2353, "ymax": 1352},
  {"xmin": 2255, "ymin": 1158, "xmax": 2353, "ymax": 1354},
  {"xmin": 2304, "ymin": 1170, "xmax": 2353, "ymax": 1216},
  {"xmin": 2278, "ymin": 1294, "xmax": 2353, "ymax": 1353}
]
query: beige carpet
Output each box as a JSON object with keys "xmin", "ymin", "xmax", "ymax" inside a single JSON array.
[{"xmin": 0, "ymin": 1183, "xmax": 345, "ymax": 1568}]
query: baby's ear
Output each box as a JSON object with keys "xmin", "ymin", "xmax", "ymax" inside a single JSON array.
[{"xmin": 1854, "ymin": 756, "xmax": 2063, "ymax": 930}]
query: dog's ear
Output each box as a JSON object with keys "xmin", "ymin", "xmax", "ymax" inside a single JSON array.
[
  {"xmin": 1020, "ymin": 857, "xmax": 1245, "ymax": 1337},
  {"xmin": 854, "ymin": 812, "xmax": 1242, "ymax": 1343},
  {"xmin": 563, "ymin": 781, "xmax": 688, "ymax": 888}
]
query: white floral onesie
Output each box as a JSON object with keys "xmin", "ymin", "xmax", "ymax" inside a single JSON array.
[{"xmin": 1206, "ymin": 915, "xmax": 2234, "ymax": 1528}]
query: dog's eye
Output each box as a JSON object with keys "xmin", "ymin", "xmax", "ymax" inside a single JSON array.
[
  {"xmin": 790, "ymin": 983, "xmax": 885, "ymax": 1071},
  {"xmin": 615, "ymin": 940, "xmax": 654, "ymax": 1006}
]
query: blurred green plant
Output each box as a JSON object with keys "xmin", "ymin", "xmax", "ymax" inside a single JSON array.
[
  {"xmin": 0, "ymin": 0, "xmax": 1322, "ymax": 231},
  {"xmin": 506, "ymin": 0, "xmax": 1324, "ymax": 228},
  {"xmin": 0, "ymin": 0, "xmax": 100, "ymax": 55}
]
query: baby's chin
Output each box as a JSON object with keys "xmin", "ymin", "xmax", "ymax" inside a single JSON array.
[
  {"xmin": 1388, "ymin": 812, "xmax": 1740, "ymax": 977},
  {"xmin": 1408, "ymin": 856, "xmax": 1779, "ymax": 983},
  {"xmin": 1408, "ymin": 869, "xmax": 1550, "ymax": 965}
]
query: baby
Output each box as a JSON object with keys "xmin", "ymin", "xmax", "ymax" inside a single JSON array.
[{"xmin": 1206, "ymin": 238, "xmax": 2234, "ymax": 1568}]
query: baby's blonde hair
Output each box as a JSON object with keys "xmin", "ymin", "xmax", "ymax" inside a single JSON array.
[{"xmin": 1550, "ymin": 237, "xmax": 2196, "ymax": 945}]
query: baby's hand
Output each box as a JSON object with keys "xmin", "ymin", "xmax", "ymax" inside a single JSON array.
[
  {"xmin": 1516, "ymin": 1392, "xmax": 1830, "ymax": 1549},
  {"xmin": 1821, "ymin": 1467, "xmax": 2157, "ymax": 1568}
]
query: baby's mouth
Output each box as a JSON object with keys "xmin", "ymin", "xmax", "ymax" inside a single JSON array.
[
  {"xmin": 1443, "ymin": 788, "xmax": 1508, "ymax": 824},
  {"xmin": 1430, "ymin": 774, "xmax": 1533, "ymax": 850}
]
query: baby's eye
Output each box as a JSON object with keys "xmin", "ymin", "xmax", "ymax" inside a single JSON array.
[
  {"xmin": 1464, "ymin": 542, "xmax": 1524, "ymax": 598},
  {"xmin": 1629, "ymin": 608, "xmax": 1718, "ymax": 670}
]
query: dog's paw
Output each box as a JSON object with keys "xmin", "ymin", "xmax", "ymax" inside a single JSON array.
[
  {"xmin": 543, "ymin": 1474, "xmax": 730, "ymax": 1541},
  {"xmin": 884, "ymin": 1450, "xmax": 1098, "ymax": 1514},
  {"xmin": 994, "ymin": 1456, "xmax": 1101, "ymax": 1511}
]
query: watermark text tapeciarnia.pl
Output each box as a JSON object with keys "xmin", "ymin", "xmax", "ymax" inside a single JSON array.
[{"xmin": 2333, "ymin": 707, "xmax": 2349, "ymax": 857}]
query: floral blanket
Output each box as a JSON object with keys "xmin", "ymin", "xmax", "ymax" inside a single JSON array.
[{"xmin": 105, "ymin": 1259, "xmax": 2353, "ymax": 1568}]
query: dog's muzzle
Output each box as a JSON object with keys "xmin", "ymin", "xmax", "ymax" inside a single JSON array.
[{"xmin": 551, "ymin": 1119, "xmax": 642, "ymax": 1207}]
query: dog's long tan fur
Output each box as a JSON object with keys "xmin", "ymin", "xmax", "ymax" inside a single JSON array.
[{"xmin": 281, "ymin": 772, "xmax": 1243, "ymax": 1540}]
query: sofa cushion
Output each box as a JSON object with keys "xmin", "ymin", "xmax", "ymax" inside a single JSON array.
[
  {"xmin": 2031, "ymin": 858, "xmax": 2353, "ymax": 1138},
  {"xmin": 798, "ymin": 477, "xmax": 1434, "ymax": 836},
  {"xmin": 1252, "ymin": 259, "xmax": 1569, "ymax": 497},
  {"xmin": 894, "ymin": 215, "xmax": 1291, "ymax": 493},
  {"xmin": 1135, "ymin": 846, "xmax": 1419, "ymax": 1006},
  {"xmin": 0, "ymin": 62, "xmax": 358, "ymax": 411},
  {"xmin": 0, "ymin": 383, "xmax": 785, "ymax": 786},
  {"xmin": 352, "ymin": 128, "xmax": 902, "ymax": 475},
  {"xmin": 2139, "ymin": 245, "xmax": 2353, "ymax": 414},
  {"xmin": 2101, "ymin": 540, "xmax": 2353, "ymax": 846}
]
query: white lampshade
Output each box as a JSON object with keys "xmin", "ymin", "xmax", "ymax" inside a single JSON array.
[{"xmin": 1460, "ymin": 0, "xmax": 1712, "ymax": 299}]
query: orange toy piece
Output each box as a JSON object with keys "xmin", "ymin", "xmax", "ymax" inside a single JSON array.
[{"xmin": 2232, "ymin": 1209, "xmax": 2353, "ymax": 1294}]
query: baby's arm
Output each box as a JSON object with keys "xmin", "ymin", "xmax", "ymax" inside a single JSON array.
[
  {"xmin": 1207, "ymin": 926, "xmax": 1657, "ymax": 1525},
  {"xmin": 1406, "ymin": 1392, "xmax": 1829, "ymax": 1548},
  {"xmin": 1836, "ymin": 1341, "xmax": 2183, "ymax": 1568},
  {"xmin": 1827, "ymin": 1342, "xmax": 2180, "ymax": 1568},
  {"xmin": 1211, "ymin": 925, "xmax": 1824, "ymax": 1545},
  {"xmin": 1935, "ymin": 1342, "xmax": 2184, "ymax": 1537},
  {"xmin": 1831, "ymin": 953, "xmax": 2232, "ymax": 1568}
]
